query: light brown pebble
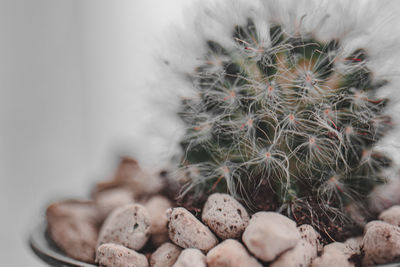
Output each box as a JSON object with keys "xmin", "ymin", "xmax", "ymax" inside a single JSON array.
[
  {"xmin": 124, "ymin": 169, "xmax": 164, "ymax": 197},
  {"xmin": 298, "ymin": 224, "xmax": 323, "ymax": 252},
  {"xmin": 201, "ymin": 193, "xmax": 249, "ymax": 239},
  {"xmin": 206, "ymin": 239, "xmax": 262, "ymax": 267},
  {"xmin": 242, "ymin": 212, "xmax": 301, "ymax": 262},
  {"xmin": 47, "ymin": 199, "xmax": 101, "ymax": 224},
  {"xmin": 96, "ymin": 243, "xmax": 148, "ymax": 267},
  {"xmin": 92, "ymin": 157, "xmax": 163, "ymax": 199},
  {"xmin": 150, "ymin": 242, "xmax": 181, "ymax": 267},
  {"xmin": 91, "ymin": 156, "xmax": 140, "ymax": 198},
  {"xmin": 364, "ymin": 220, "xmax": 387, "ymax": 234},
  {"xmin": 362, "ymin": 220, "xmax": 400, "ymax": 266},
  {"xmin": 312, "ymin": 242, "xmax": 354, "ymax": 267},
  {"xmin": 94, "ymin": 188, "xmax": 134, "ymax": 220},
  {"xmin": 97, "ymin": 204, "xmax": 151, "ymax": 251},
  {"xmin": 344, "ymin": 236, "xmax": 363, "ymax": 255},
  {"xmin": 379, "ymin": 205, "xmax": 400, "ymax": 227},
  {"xmin": 173, "ymin": 248, "xmax": 206, "ymax": 267},
  {"xmin": 46, "ymin": 200, "xmax": 100, "ymax": 263},
  {"xmin": 112, "ymin": 156, "xmax": 141, "ymax": 181},
  {"xmin": 167, "ymin": 207, "xmax": 218, "ymax": 252},
  {"xmin": 271, "ymin": 224, "xmax": 321, "ymax": 267},
  {"xmin": 145, "ymin": 195, "xmax": 172, "ymax": 235}
]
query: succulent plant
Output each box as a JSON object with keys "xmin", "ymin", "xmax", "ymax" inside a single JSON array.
[{"xmin": 169, "ymin": 0, "xmax": 399, "ymax": 241}]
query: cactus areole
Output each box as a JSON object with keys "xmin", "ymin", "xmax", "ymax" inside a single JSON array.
[{"xmin": 177, "ymin": 13, "xmax": 393, "ymax": 241}]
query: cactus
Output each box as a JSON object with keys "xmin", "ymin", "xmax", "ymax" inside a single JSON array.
[{"xmin": 173, "ymin": 0, "xmax": 396, "ymax": 241}]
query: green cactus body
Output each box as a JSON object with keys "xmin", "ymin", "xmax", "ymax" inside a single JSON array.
[{"xmin": 178, "ymin": 18, "xmax": 392, "ymax": 240}]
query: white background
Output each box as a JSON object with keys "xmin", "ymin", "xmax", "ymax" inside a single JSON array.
[{"xmin": 1, "ymin": 1, "xmax": 185, "ymax": 265}]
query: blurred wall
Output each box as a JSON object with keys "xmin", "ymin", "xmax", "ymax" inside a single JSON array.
[{"xmin": 0, "ymin": 0, "xmax": 184, "ymax": 265}]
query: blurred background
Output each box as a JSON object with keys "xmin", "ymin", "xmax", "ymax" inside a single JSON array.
[
  {"xmin": 2, "ymin": 1, "xmax": 400, "ymax": 266},
  {"xmin": 1, "ymin": 0, "xmax": 185, "ymax": 265}
]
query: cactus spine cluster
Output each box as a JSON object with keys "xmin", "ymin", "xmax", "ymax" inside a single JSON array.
[{"xmin": 177, "ymin": 17, "xmax": 393, "ymax": 239}]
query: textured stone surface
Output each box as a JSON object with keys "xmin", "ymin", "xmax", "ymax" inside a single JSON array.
[
  {"xmin": 206, "ymin": 239, "xmax": 262, "ymax": 267},
  {"xmin": 173, "ymin": 248, "xmax": 206, "ymax": 267},
  {"xmin": 242, "ymin": 212, "xmax": 301, "ymax": 262},
  {"xmin": 202, "ymin": 193, "xmax": 249, "ymax": 239},
  {"xmin": 167, "ymin": 207, "xmax": 218, "ymax": 252},
  {"xmin": 364, "ymin": 220, "xmax": 387, "ymax": 234},
  {"xmin": 96, "ymin": 243, "xmax": 148, "ymax": 267},
  {"xmin": 97, "ymin": 204, "xmax": 151, "ymax": 251},
  {"xmin": 46, "ymin": 200, "xmax": 100, "ymax": 263},
  {"xmin": 379, "ymin": 205, "xmax": 400, "ymax": 227},
  {"xmin": 271, "ymin": 224, "xmax": 320, "ymax": 267},
  {"xmin": 150, "ymin": 242, "xmax": 181, "ymax": 267},
  {"xmin": 344, "ymin": 236, "xmax": 363, "ymax": 255},
  {"xmin": 362, "ymin": 221, "xmax": 400, "ymax": 266},
  {"xmin": 312, "ymin": 242, "xmax": 354, "ymax": 267}
]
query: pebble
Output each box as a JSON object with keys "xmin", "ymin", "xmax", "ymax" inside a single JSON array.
[
  {"xmin": 46, "ymin": 199, "xmax": 101, "ymax": 224},
  {"xmin": 201, "ymin": 193, "xmax": 249, "ymax": 239},
  {"xmin": 379, "ymin": 205, "xmax": 400, "ymax": 227},
  {"xmin": 96, "ymin": 243, "xmax": 148, "ymax": 267},
  {"xmin": 344, "ymin": 236, "xmax": 363, "ymax": 255},
  {"xmin": 150, "ymin": 242, "xmax": 181, "ymax": 267},
  {"xmin": 46, "ymin": 200, "xmax": 100, "ymax": 263},
  {"xmin": 167, "ymin": 207, "xmax": 218, "ymax": 252},
  {"xmin": 94, "ymin": 188, "xmax": 134, "ymax": 220},
  {"xmin": 242, "ymin": 212, "xmax": 301, "ymax": 262},
  {"xmin": 112, "ymin": 156, "xmax": 141, "ymax": 181},
  {"xmin": 173, "ymin": 248, "xmax": 206, "ymax": 267},
  {"xmin": 125, "ymin": 169, "xmax": 164, "ymax": 197},
  {"xmin": 97, "ymin": 204, "xmax": 151, "ymax": 251},
  {"xmin": 145, "ymin": 195, "xmax": 172, "ymax": 236},
  {"xmin": 92, "ymin": 157, "xmax": 163, "ymax": 199},
  {"xmin": 364, "ymin": 220, "xmax": 387, "ymax": 234},
  {"xmin": 206, "ymin": 239, "xmax": 262, "ymax": 267},
  {"xmin": 312, "ymin": 242, "xmax": 354, "ymax": 267},
  {"xmin": 362, "ymin": 220, "xmax": 400, "ymax": 266},
  {"xmin": 270, "ymin": 224, "xmax": 321, "ymax": 267}
]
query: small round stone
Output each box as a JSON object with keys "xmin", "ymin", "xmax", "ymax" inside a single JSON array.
[
  {"xmin": 312, "ymin": 242, "xmax": 354, "ymax": 267},
  {"xmin": 94, "ymin": 188, "xmax": 134, "ymax": 220},
  {"xmin": 242, "ymin": 212, "xmax": 301, "ymax": 262},
  {"xmin": 206, "ymin": 239, "xmax": 262, "ymax": 267},
  {"xmin": 97, "ymin": 204, "xmax": 151, "ymax": 251},
  {"xmin": 173, "ymin": 248, "xmax": 206, "ymax": 267},
  {"xmin": 202, "ymin": 193, "xmax": 249, "ymax": 239},
  {"xmin": 150, "ymin": 242, "xmax": 181, "ymax": 267},
  {"xmin": 145, "ymin": 195, "xmax": 172, "ymax": 235},
  {"xmin": 96, "ymin": 243, "xmax": 148, "ymax": 267},
  {"xmin": 379, "ymin": 205, "xmax": 400, "ymax": 227},
  {"xmin": 362, "ymin": 221, "xmax": 400, "ymax": 266},
  {"xmin": 167, "ymin": 207, "xmax": 218, "ymax": 253},
  {"xmin": 271, "ymin": 224, "xmax": 321, "ymax": 267},
  {"xmin": 364, "ymin": 220, "xmax": 387, "ymax": 234},
  {"xmin": 344, "ymin": 236, "xmax": 363, "ymax": 255},
  {"xmin": 46, "ymin": 200, "xmax": 100, "ymax": 263}
]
